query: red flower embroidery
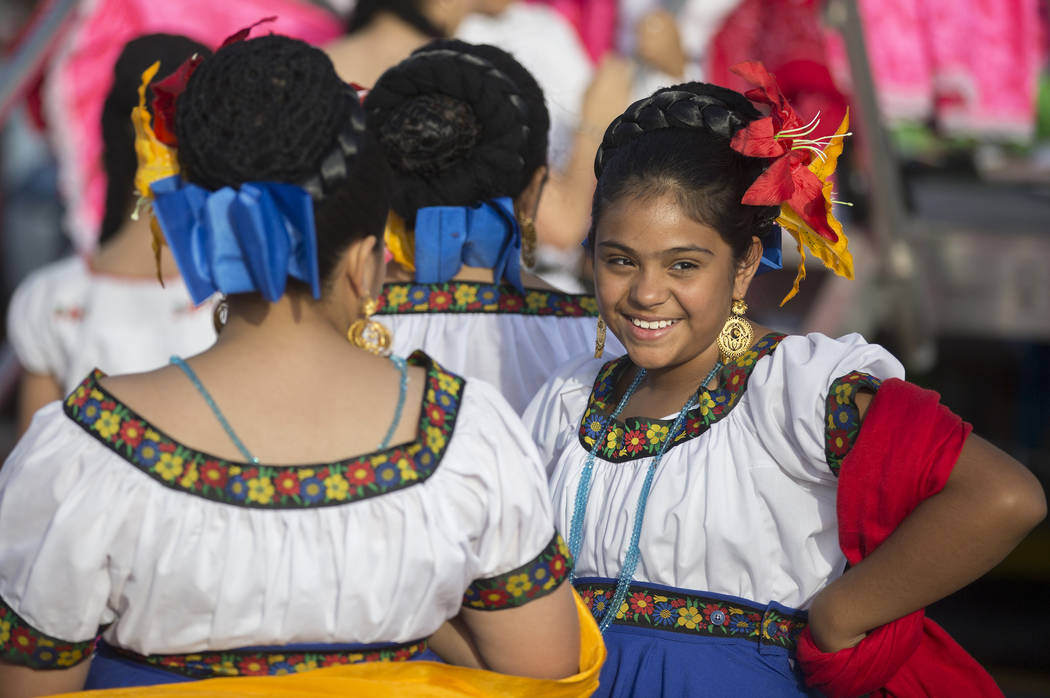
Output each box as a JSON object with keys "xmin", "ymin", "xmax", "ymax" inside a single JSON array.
[
  {"xmin": 425, "ymin": 404, "xmax": 445, "ymax": 426},
  {"xmin": 481, "ymin": 589, "xmax": 510, "ymax": 608},
  {"xmin": 394, "ymin": 649, "xmax": 413, "ymax": 661},
  {"xmin": 236, "ymin": 656, "xmax": 269, "ymax": 676},
  {"xmin": 159, "ymin": 442, "xmax": 177, "ymax": 453},
  {"xmin": 429, "ymin": 291, "xmax": 452, "ymax": 310},
  {"xmin": 275, "ymin": 472, "xmax": 300, "ymax": 496},
  {"xmin": 11, "ymin": 627, "xmax": 36, "ymax": 653},
  {"xmin": 347, "ymin": 463, "xmax": 375, "ymax": 488},
  {"xmin": 558, "ymin": 300, "xmax": 583, "ymax": 317},
  {"xmin": 119, "ymin": 420, "xmax": 145, "ymax": 448},
  {"xmin": 671, "ymin": 598, "xmax": 686, "ymax": 608},
  {"xmin": 200, "ymin": 461, "xmax": 227, "ymax": 489},
  {"xmin": 623, "ymin": 429, "xmax": 647, "ymax": 455},
  {"xmin": 629, "ymin": 592, "xmax": 654, "ymax": 615},
  {"xmin": 321, "ymin": 655, "xmax": 348, "ymax": 667},
  {"xmin": 499, "ymin": 294, "xmax": 524, "ymax": 311},
  {"xmin": 548, "ymin": 555, "xmax": 567, "ymax": 578}
]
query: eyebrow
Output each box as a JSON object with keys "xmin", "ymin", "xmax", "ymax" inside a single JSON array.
[{"xmin": 598, "ymin": 241, "xmax": 715, "ymax": 257}]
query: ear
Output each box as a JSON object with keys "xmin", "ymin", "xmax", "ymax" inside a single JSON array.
[
  {"xmin": 336, "ymin": 234, "xmax": 383, "ymax": 302},
  {"xmin": 514, "ymin": 166, "xmax": 549, "ymax": 222},
  {"xmin": 732, "ymin": 236, "xmax": 764, "ymax": 299}
]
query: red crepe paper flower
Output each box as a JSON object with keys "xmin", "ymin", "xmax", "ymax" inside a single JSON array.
[
  {"xmin": 729, "ymin": 61, "xmax": 840, "ymax": 244},
  {"xmin": 150, "ymin": 17, "xmax": 278, "ymax": 147}
]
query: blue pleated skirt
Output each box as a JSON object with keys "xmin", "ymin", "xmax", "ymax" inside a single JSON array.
[{"xmin": 575, "ymin": 577, "xmax": 815, "ymax": 698}]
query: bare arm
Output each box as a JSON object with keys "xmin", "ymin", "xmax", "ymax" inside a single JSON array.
[
  {"xmin": 456, "ymin": 581, "xmax": 581, "ymax": 680},
  {"xmin": 808, "ymin": 429, "xmax": 1047, "ymax": 652},
  {"xmin": 0, "ymin": 662, "xmax": 90, "ymax": 698},
  {"xmin": 16, "ymin": 373, "xmax": 63, "ymax": 437}
]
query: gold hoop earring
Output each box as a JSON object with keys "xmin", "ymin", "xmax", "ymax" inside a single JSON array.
[
  {"xmin": 594, "ymin": 317, "xmax": 607, "ymax": 358},
  {"xmin": 717, "ymin": 299, "xmax": 753, "ymax": 364},
  {"xmin": 212, "ymin": 298, "xmax": 228, "ymax": 334},
  {"xmin": 519, "ymin": 215, "xmax": 537, "ymax": 268},
  {"xmin": 347, "ymin": 296, "xmax": 393, "ymax": 356}
]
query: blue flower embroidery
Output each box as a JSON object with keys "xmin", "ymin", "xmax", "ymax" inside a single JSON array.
[
  {"xmin": 375, "ymin": 462, "xmax": 400, "ymax": 486},
  {"xmin": 135, "ymin": 440, "xmax": 162, "ymax": 466},
  {"xmin": 653, "ymin": 602, "xmax": 676, "ymax": 626},
  {"xmin": 226, "ymin": 475, "xmax": 248, "ymax": 502},
  {"xmin": 80, "ymin": 399, "xmax": 102, "ymax": 425},
  {"xmin": 300, "ymin": 477, "xmax": 325, "ymax": 504}
]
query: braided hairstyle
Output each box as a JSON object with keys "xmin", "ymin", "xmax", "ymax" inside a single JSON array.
[
  {"xmin": 175, "ymin": 35, "xmax": 392, "ymax": 285},
  {"xmin": 99, "ymin": 34, "xmax": 210, "ymax": 243},
  {"xmin": 364, "ymin": 39, "xmax": 549, "ymax": 227},
  {"xmin": 590, "ymin": 83, "xmax": 779, "ymax": 267}
]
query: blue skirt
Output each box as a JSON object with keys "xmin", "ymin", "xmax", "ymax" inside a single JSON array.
[
  {"xmin": 84, "ymin": 638, "xmax": 441, "ymax": 689},
  {"xmin": 575, "ymin": 577, "xmax": 815, "ymax": 698}
]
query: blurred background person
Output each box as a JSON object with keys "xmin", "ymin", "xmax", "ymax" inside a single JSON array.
[{"xmin": 6, "ymin": 34, "xmax": 217, "ymax": 437}]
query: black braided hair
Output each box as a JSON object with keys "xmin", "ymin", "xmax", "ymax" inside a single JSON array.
[
  {"xmin": 589, "ymin": 83, "xmax": 779, "ymax": 266},
  {"xmin": 346, "ymin": 0, "xmax": 444, "ymax": 38},
  {"xmin": 99, "ymin": 34, "xmax": 210, "ymax": 243},
  {"xmin": 175, "ymin": 34, "xmax": 392, "ymax": 284},
  {"xmin": 364, "ymin": 39, "xmax": 549, "ymax": 227}
]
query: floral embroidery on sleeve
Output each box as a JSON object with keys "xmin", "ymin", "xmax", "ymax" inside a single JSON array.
[
  {"xmin": 0, "ymin": 595, "xmax": 96, "ymax": 669},
  {"xmin": 462, "ymin": 533, "xmax": 571, "ymax": 610},
  {"xmin": 825, "ymin": 371, "xmax": 882, "ymax": 476}
]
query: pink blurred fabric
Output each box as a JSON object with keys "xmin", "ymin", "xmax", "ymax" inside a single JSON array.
[
  {"xmin": 41, "ymin": 0, "xmax": 342, "ymax": 253},
  {"xmin": 526, "ymin": 0, "xmax": 616, "ymax": 63}
]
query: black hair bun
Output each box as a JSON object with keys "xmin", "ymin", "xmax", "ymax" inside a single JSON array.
[
  {"xmin": 175, "ymin": 34, "xmax": 353, "ymax": 192},
  {"xmin": 365, "ymin": 40, "xmax": 547, "ymax": 225}
]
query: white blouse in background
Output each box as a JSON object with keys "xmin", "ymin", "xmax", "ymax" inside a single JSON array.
[
  {"xmin": 524, "ymin": 332, "xmax": 904, "ymax": 609},
  {"xmin": 6, "ymin": 256, "xmax": 216, "ymax": 392},
  {"xmin": 376, "ymin": 281, "xmax": 624, "ymax": 414},
  {"xmin": 0, "ymin": 354, "xmax": 563, "ymax": 656}
]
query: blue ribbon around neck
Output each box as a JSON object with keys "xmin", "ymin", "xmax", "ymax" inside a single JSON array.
[
  {"xmin": 412, "ymin": 196, "xmax": 524, "ymax": 293},
  {"xmin": 150, "ymin": 175, "xmax": 322, "ymax": 305}
]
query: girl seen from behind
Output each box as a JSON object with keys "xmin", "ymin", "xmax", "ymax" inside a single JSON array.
[{"xmin": 0, "ymin": 32, "xmax": 590, "ymax": 698}]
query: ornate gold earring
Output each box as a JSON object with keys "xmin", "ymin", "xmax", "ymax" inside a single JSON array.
[
  {"xmin": 717, "ymin": 299, "xmax": 753, "ymax": 364},
  {"xmin": 519, "ymin": 215, "xmax": 537, "ymax": 268},
  {"xmin": 212, "ymin": 298, "xmax": 228, "ymax": 334},
  {"xmin": 347, "ymin": 296, "xmax": 392, "ymax": 356},
  {"xmin": 594, "ymin": 317, "xmax": 607, "ymax": 358}
]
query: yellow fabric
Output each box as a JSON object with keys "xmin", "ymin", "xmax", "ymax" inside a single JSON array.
[
  {"xmin": 61, "ymin": 592, "xmax": 605, "ymax": 697},
  {"xmin": 776, "ymin": 110, "xmax": 854, "ymax": 306},
  {"xmin": 384, "ymin": 211, "xmax": 416, "ymax": 272}
]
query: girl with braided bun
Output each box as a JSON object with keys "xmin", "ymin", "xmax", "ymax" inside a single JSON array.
[
  {"xmin": 365, "ymin": 39, "xmax": 622, "ymax": 414},
  {"xmin": 524, "ymin": 69, "xmax": 1045, "ymax": 696},
  {"xmin": 0, "ymin": 31, "xmax": 599, "ymax": 697}
]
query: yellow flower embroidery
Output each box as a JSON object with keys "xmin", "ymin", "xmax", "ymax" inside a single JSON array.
[
  {"xmin": 646, "ymin": 423, "xmax": 669, "ymax": 444},
  {"xmin": 90, "ymin": 389, "xmax": 105, "ymax": 401},
  {"xmin": 677, "ymin": 606, "xmax": 702, "ymax": 630},
  {"xmin": 57, "ymin": 649, "xmax": 83, "ymax": 667},
  {"xmin": 835, "ymin": 383, "xmax": 853, "ymax": 405},
  {"xmin": 506, "ymin": 574, "xmax": 533, "ymax": 597},
  {"xmin": 295, "ymin": 660, "xmax": 319, "ymax": 672},
  {"xmin": 0, "ymin": 619, "xmax": 10, "ymax": 644},
  {"xmin": 437, "ymin": 373, "xmax": 460, "ymax": 395},
  {"xmin": 616, "ymin": 601, "xmax": 629, "ymax": 619},
  {"xmin": 94, "ymin": 411, "xmax": 121, "ymax": 439},
  {"xmin": 526, "ymin": 292, "xmax": 549, "ymax": 310},
  {"xmin": 426, "ymin": 426, "xmax": 446, "ymax": 453},
  {"xmin": 397, "ymin": 458, "xmax": 418, "ymax": 481},
  {"xmin": 386, "ymin": 286, "xmax": 409, "ymax": 307},
  {"xmin": 325, "ymin": 474, "xmax": 349, "ymax": 500},
  {"xmin": 155, "ymin": 452, "xmax": 184, "ymax": 482},
  {"xmin": 579, "ymin": 296, "xmax": 598, "ymax": 313},
  {"xmin": 247, "ymin": 477, "xmax": 275, "ymax": 504},
  {"xmin": 145, "ymin": 428, "xmax": 161, "ymax": 442},
  {"xmin": 229, "ymin": 466, "xmax": 242, "ymax": 476},
  {"xmin": 698, "ymin": 392, "xmax": 717, "ymax": 417},
  {"xmin": 653, "ymin": 595, "xmax": 669, "ymax": 603},
  {"xmin": 454, "ymin": 284, "xmax": 477, "ymax": 306},
  {"xmin": 179, "ymin": 462, "xmax": 199, "ymax": 488},
  {"xmin": 299, "ymin": 468, "xmax": 315, "ymax": 478}
]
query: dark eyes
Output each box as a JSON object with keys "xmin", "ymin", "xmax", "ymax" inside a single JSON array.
[{"xmin": 602, "ymin": 256, "xmax": 702, "ymax": 272}]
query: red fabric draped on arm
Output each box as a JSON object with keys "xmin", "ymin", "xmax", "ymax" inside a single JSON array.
[{"xmin": 796, "ymin": 377, "xmax": 1003, "ymax": 697}]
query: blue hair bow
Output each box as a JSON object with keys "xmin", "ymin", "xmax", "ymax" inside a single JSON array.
[
  {"xmin": 413, "ymin": 197, "xmax": 524, "ymax": 293},
  {"xmin": 150, "ymin": 175, "xmax": 321, "ymax": 305},
  {"xmin": 757, "ymin": 225, "xmax": 783, "ymax": 275}
]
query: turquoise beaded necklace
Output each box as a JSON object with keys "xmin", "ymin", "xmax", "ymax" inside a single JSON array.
[
  {"xmin": 170, "ymin": 354, "xmax": 409, "ymax": 463},
  {"xmin": 569, "ymin": 359, "xmax": 723, "ymax": 633}
]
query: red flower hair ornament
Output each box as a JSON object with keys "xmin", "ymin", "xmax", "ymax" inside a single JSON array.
[{"xmin": 729, "ymin": 61, "xmax": 854, "ymax": 305}]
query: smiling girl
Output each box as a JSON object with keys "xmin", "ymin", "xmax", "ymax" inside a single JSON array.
[{"xmin": 524, "ymin": 71, "xmax": 1045, "ymax": 696}]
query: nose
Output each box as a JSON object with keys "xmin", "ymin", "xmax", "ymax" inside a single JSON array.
[{"xmin": 628, "ymin": 266, "xmax": 669, "ymax": 309}]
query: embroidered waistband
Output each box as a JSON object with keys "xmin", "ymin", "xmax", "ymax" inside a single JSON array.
[
  {"xmin": 574, "ymin": 579, "xmax": 807, "ymax": 651},
  {"xmin": 108, "ymin": 637, "xmax": 429, "ymax": 679}
]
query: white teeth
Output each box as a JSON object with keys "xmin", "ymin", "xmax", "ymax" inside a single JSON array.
[{"xmin": 631, "ymin": 318, "xmax": 677, "ymax": 330}]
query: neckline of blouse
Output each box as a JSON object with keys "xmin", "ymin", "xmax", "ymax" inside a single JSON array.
[
  {"xmin": 375, "ymin": 281, "xmax": 600, "ymax": 317},
  {"xmin": 577, "ymin": 332, "xmax": 786, "ymax": 463},
  {"xmin": 61, "ymin": 351, "xmax": 465, "ymax": 509}
]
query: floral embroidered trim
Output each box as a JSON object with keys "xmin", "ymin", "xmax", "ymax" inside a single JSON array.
[
  {"xmin": 825, "ymin": 371, "xmax": 882, "ymax": 476},
  {"xmin": 575, "ymin": 580, "xmax": 807, "ymax": 651},
  {"xmin": 578, "ymin": 333, "xmax": 786, "ymax": 462},
  {"xmin": 463, "ymin": 533, "xmax": 571, "ymax": 610},
  {"xmin": 0, "ymin": 594, "xmax": 96, "ymax": 669},
  {"xmin": 114, "ymin": 639, "xmax": 428, "ymax": 679},
  {"xmin": 62, "ymin": 351, "xmax": 462, "ymax": 508},
  {"xmin": 376, "ymin": 282, "xmax": 599, "ymax": 317}
]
